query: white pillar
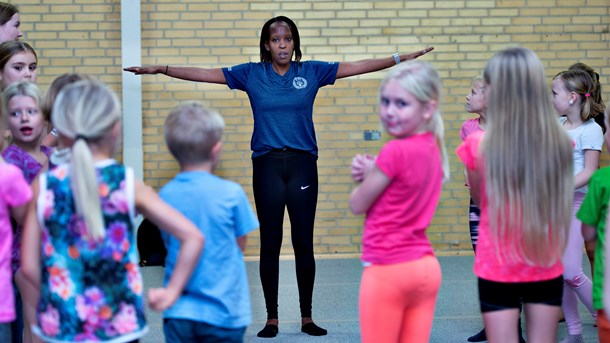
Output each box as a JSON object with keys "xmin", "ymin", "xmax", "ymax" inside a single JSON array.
[
  {"xmin": 120, "ymin": 0, "xmax": 143, "ymax": 182},
  {"xmin": 120, "ymin": 0, "xmax": 143, "ymax": 229}
]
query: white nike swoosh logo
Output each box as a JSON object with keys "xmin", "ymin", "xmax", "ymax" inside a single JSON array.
[{"xmin": 301, "ymin": 185, "xmax": 310, "ymax": 190}]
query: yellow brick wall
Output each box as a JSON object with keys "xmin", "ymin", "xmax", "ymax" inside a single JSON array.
[{"xmin": 20, "ymin": 0, "xmax": 610, "ymax": 258}]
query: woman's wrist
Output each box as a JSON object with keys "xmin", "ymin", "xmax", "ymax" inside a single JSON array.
[{"xmin": 392, "ymin": 53, "xmax": 400, "ymax": 65}]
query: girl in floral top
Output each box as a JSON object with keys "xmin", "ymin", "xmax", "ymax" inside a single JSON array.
[{"xmin": 20, "ymin": 79, "xmax": 203, "ymax": 343}]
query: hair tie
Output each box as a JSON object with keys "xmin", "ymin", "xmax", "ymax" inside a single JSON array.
[
  {"xmin": 75, "ymin": 134, "xmax": 88, "ymax": 142},
  {"xmin": 584, "ymin": 93, "xmax": 591, "ymax": 97}
]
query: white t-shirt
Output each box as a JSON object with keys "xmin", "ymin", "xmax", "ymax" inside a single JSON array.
[{"xmin": 559, "ymin": 116, "xmax": 603, "ymax": 193}]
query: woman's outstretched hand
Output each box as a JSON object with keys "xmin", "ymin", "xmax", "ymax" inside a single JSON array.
[
  {"xmin": 399, "ymin": 46, "xmax": 434, "ymax": 62},
  {"xmin": 123, "ymin": 66, "xmax": 163, "ymax": 75}
]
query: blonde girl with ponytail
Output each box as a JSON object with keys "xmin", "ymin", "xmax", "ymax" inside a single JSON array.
[
  {"xmin": 20, "ymin": 79, "xmax": 203, "ymax": 343},
  {"xmin": 350, "ymin": 61, "xmax": 448, "ymax": 343}
]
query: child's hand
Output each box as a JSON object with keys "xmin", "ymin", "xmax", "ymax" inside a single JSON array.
[
  {"xmin": 351, "ymin": 154, "xmax": 376, "ymax": 182},
  {"xmin": 147, "ymin": 287, "xmax": 180, "ymax": 312}
]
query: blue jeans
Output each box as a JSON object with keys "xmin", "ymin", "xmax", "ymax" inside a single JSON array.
[
  {"xmin": 11, "ymin": 282, "xmax": 21, "ymax": 343},
  {"xmin": 163, "ymin": 318, "xmax": 246, "ymax": 343},
  {"xmin": 0, "ymin": 323, "xmax": 12, "ymax": 343}
]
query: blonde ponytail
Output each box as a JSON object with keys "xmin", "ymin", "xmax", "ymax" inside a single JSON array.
[
  {"xmin": 70, "ymin": 138, "xmax": 105, "ymax": 239},
  {"xmin": 51, "ymin": 79, "xmax": 121, "ymax": 240}
]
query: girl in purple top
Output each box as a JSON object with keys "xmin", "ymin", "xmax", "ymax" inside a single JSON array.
[{"xmin": 125, "ymin": 15, "xmax": 434, "ymax": 338}]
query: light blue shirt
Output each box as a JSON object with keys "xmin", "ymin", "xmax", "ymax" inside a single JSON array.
[{"xmin": 160, "ymin": 171, "xmax": 258, "ymax": 329}]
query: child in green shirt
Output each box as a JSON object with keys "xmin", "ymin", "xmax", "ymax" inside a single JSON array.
[{"xmin": 577, "ymin": 106, "xmax": 610, "ymax": 342}]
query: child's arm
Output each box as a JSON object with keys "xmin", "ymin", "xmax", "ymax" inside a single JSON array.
[
  {"xmin": 15, "ymin": 177, "xmax": 41, "ymax": 343},
  {"xmin": 10, "ymin": 202, "xmax": 29, "ymax": 226},
  {"xmin": 20, "ymin": 178, "xmax": 42, "ymax": 293},
  {"xmin": 349, "ymin": 165, "xmax": 390, "ymax": 215},
  {"xmin": 466, "ymin": 168, "xmax": 483, "ymax": 206},
  {"xmin": 463, "ymin": 167, "xmax": 470, "ymax": 188},
  {"xmin": 237, "ymin": 235, "xmax": 247, "ymax": 253},
  {"xmin": 134, "ymin": 179, "xmax": 204, "ymax": 311},
  {"xmin": 582, "ymin": 223, "xmax": 598, "ymax": 242},
  {"xmin": 574, "ymin": 149, "xmax": 600, "ymax": 189}
]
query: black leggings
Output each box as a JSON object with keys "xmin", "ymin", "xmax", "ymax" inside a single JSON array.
[{"xmin": 253, "ymin": 149, "xmax": 318, "ymax": 320}]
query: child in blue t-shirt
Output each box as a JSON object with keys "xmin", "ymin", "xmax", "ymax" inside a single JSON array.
[{"xmin": 160, "ymin": 101, "xmax": 259, "ymax": 343}]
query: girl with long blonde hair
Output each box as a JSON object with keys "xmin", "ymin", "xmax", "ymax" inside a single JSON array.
[{"xmin": 457, "ymin": 46, "xmax": 574, "ymax": 342}]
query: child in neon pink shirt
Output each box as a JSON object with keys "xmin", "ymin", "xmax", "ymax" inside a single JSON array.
[
  {"xmin": 0, "ymin": 138, "xmax": 32, "ymax": 343},
  {"xmin": 350, "ymin": 61, "xmax": 449, "ymax": 343},
  {"xmin": 457, "ymin": 47, "xmax": 573, "ymax": 342}
]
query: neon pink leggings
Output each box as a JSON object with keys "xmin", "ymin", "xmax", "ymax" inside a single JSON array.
[{"xmin": 359, "ymin": 255, "xmax": 441, "ymax": 343}]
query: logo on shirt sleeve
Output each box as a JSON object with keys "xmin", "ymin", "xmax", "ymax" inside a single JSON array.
[{"xmin": 292, "ymin": 77, "xmax": 308, "ymax": 89}]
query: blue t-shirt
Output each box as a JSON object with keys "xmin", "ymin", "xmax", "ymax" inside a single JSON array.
[
  {"xmin": 160, "ymin": 171, "xmax": 259, "ymax": 329},
  {"xmin": 222, "ymin": 61, "xmax": 339, "ymax": 157}
]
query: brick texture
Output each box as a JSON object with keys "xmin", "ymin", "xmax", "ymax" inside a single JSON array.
[{"xmin": 21, "ymin": 0, "xmax": 610, "ymax": 258}]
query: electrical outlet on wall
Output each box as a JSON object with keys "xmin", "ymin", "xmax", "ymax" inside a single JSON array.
[{"xmin": 363, "ymin": 130, "xmax": 381, "ymax": 141}]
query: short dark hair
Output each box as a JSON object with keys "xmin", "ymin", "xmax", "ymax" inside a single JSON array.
[{"xmin": 259, "ymin": 16, "xmax": 301, "ymax": 63}]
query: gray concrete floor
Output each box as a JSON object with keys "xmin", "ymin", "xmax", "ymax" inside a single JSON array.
[{"xmin": 139, "ymin": 255, "xmax": 599, "ymax": 342}]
